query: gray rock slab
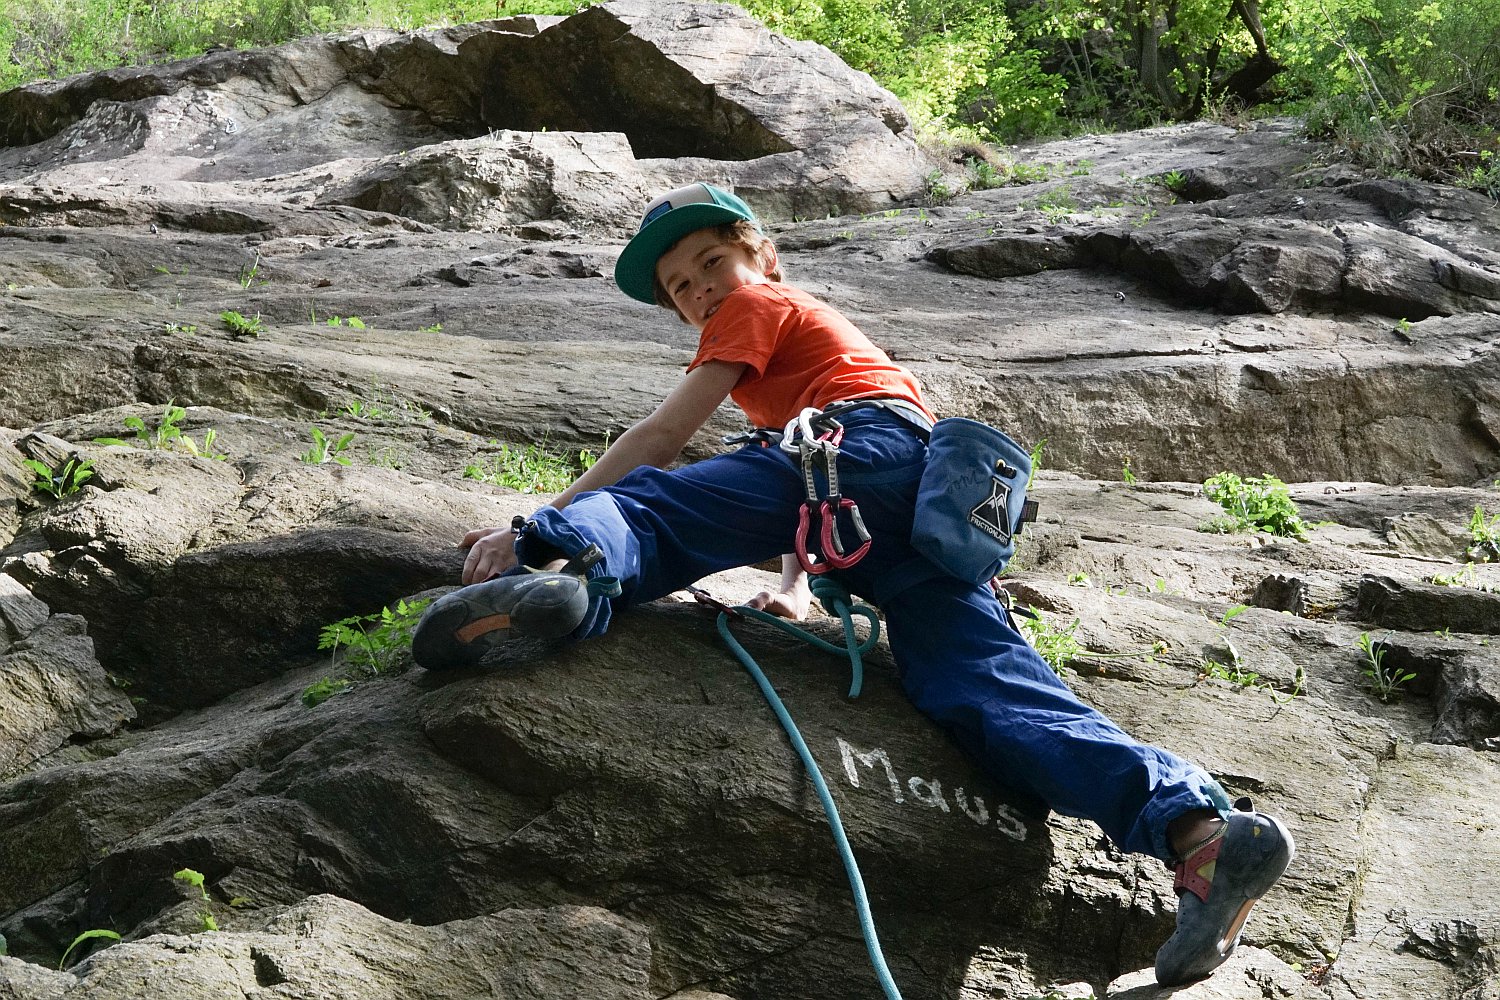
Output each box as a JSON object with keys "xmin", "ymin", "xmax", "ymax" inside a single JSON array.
[
  {"xmin": 32, "ymin": 894, "xmax": 654, "ymax": 1000},
  {"xmin": 1322, "ymin": 744, "xmax": 1500, "ymax": 1000},
  {"xmin": 1107, "ymin": 945, "xmax": 1317, "ymax": 997}
]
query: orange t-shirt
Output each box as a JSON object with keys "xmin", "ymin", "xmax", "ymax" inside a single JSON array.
[{"xmin": 686, "ymin": 283, "xmax": 934, "ymax": 430}]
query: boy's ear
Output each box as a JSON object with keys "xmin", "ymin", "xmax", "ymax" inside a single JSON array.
[{"xmin": 758, "ymin": 242, "xmax": 779, "ymax": 277}]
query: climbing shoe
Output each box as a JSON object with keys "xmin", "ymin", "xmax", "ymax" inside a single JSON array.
[
  {"xmin": 1154, "ymin": 800, "xmax": 1295, "ymax": 986},
  {"xmin": 412, "ymin": 545, "xmax": 619, "ymax": 669}
]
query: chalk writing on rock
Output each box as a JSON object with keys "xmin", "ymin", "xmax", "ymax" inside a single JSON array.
[{"xmin": 836, "ymin": 737, "xmax": 1027, "ymax": 841}]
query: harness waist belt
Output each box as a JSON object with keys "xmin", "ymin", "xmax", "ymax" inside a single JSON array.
[{"xmin": 820, "ymin": 397, "xmax": 935, "ymax": 436}]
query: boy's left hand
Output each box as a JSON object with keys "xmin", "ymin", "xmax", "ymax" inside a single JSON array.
[{"xmin": 460, "ymin": 525, "xmax": 519, "ymax": 584}]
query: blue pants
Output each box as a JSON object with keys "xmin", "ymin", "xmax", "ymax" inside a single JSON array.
[{"xmin": 520, "ymin": 409, "xmax": 1227, "ymax": 861}]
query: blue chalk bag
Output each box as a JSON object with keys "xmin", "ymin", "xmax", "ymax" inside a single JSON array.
[{"xmin": 911, "ymin": 418, "xmax": 1034, "ymax": 583}]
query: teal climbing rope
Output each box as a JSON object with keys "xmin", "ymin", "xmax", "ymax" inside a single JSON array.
[{"xmin": 712, "ymin": 576, "xmax": 904, "ymax": 1000}]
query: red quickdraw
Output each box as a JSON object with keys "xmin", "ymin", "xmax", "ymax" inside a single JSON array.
[
  {"xmin": 784, "ymin": 407, "xmax": 871, "ymax": 575},
  {"xmin": 821, "ymin": 497, "xmax": 871, "ymax": 566}
]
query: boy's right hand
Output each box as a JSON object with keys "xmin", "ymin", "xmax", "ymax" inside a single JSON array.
[{"xmin": 460, "ymin": 526, "xmax": 519, "ymax": 584}]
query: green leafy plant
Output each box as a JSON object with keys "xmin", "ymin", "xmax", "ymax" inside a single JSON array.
[
  {"xmin": 464, "ymin": 438, "xmax": 604, "ymax": 494},
  {"xmin": 1036, "ymin": 185, "xmax": 1077, "ymax": 223},
  {"xmin": 1430, "ymin": 562, "xmax": 1498, "ymax": 592},
  {"xmin": 1121, "ymin": 455, "xmax": 1137, "ymax": 485},
  {"xmin": 174, "ymin": 868, "xmax": 218, "ymax": 932},
  {"xmin": 163, "ymin": 321, "xmax": 197, "ymax": 335},
  {"xmin": 301, "ymin": 427, "xmax": 355, "ymax": 465},
  {"xmin": 365, "ymin": 445, "xmax": 410, "ymax": 470},
  {"xmin": 1459, "ymin": 150, "xmax": 1499, "ymax": 199},
  {"xmin": 236, "ymin": 253, "xmax": 262, "ymax": 289},
  {"xmin": 1358, "ymin": 631, "xmax": 1416, "ymax": 702},
  {"xmin": 925, "ymin": 169, "xmax": 956, "ymax": 203},
  {"xmin": 966, "ymin": 156, "xmax": 1004, "ymax": 189},
  {"xmin": 1200, "ymin": 472, "xmax": 1311, "ymax": 539},
  {"xmin": 339, "ymin": 386, "xmax": 430, "ymax": 424},
  {"xmin": 188, "ymin": 428, "xmax": 229, "ymax": 461},
  {"xmin": 58, "ymin": 928, "xmax": 121, "ymax": 969},
  {"xmin": 174, "ymin": 867, "xmax": 208, "ymax": 900},
  {"xmin": 317, "ymin": 598, "xmax": 431, "ymax": 678},
  {"xmin": 325, "ymin": 315, "xmax": 368, "ymax": 329},
  {"xmin": 305, "ymin": 598, "xmax": 432, "ymax": 706},
  {"xmin": 1202, "ymin": 638, "xmax": 1262, "ymax": 688},
  {"xmin": 1465, "ymin": 505, "xmax": 1500, "ymax": 562},
  {"xmin": 220, "ymin": 309, "xmax": 263, "ymax": 337},
  {"xmin": 1157, "ymin": 169, "xmax": 1187, "ymax": 192},
  {"xmin": 1219, "ymin": 603, "xmax": 1252, "ymax": 627},
  {"xmin": 1026, "ymin": 438, "xmax": 1046, "ymax": 490},
  {"xmin": 420, "ymin": 322, "xmax": 444, "ymax": 333},
  {"xmin": 94, "ymin": 403, "xmax": 225, "ymax": 459},
  {"xmin": 1010, "ymin": 161, "xmax": 1052, "ymax": 184},
  {"xmin": 302, "ymin": 676, "xmax": 355, "ymax": 708},
  {"xmin": 1016, "ymin": 610, "xmax": 1083, "ymax": 673},
  {"xmin": 23, "ymin": 455, "xmax": 93, "ymax": 499}
]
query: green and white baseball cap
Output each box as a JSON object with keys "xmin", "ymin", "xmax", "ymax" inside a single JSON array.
[{"xmin": 614, "ymin": 182, "xmax": 759, "ymax": 304}]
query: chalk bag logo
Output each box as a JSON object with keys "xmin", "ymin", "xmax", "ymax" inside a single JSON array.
[{"xmin": 969, "ymin": 477, "xmax": 1014, "ymax": 543}]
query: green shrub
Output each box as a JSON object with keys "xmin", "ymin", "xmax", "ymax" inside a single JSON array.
[
  {"xmin": 1015, "ymin": 609, "xmax": 1082, "ymax": 673},
  {"xmin": 1466, "ymin": 505, "xmax": 1500, "ymax": 562},
  {"xmin": 1271, "ymin": 0, "xmax": 1500, "ymax": 184},
  {"xmin": 220, "ymin": 310, "xmax": 263, "ymax": 338},
  {"xmin": 1200, "ymin": 472, "xmax": 1311, "ymax": 539}
]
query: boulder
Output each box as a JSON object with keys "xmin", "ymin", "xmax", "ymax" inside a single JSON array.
[
  {"xmin": 0, "ymin": 2, "xmax": 928, "ymax": 234},
  {"xmin": 1357, "ymin": 575, "xmax": 1500, "ymax": 635},
  {"xmin": 0, "ymin": 895, "xmax": 655, "ymax": 1000},
  {"xmin": 0, "ymin": 575, "xmax": 133, "ymax": 777}
]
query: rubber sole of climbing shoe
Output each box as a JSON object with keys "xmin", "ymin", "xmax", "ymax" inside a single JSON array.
[
  {"xmin": 412, "ymin": 572, "xmax": 591, "ymax": 670},
  {"xmin": 1154, "ymin": 807, "xmax": 1295, "ymax": 986}
]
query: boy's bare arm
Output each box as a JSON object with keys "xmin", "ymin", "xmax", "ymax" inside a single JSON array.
[
  {"xmin": 460, "ymin": 360, "xmax": 747, "ymax": 584},
  {"xmin": 549, "ymin": 359, "xmax": 747, "ymax": 509}
]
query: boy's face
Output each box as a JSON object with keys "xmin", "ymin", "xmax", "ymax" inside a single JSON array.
[{"xmin": 655, "ymin": 228, "xmax": 774, "ymax": 330}]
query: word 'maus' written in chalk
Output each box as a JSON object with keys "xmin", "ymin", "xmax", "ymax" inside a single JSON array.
[{"xmin": 836, "ymin": 737, "xmax": 1028, "ymax": 841}]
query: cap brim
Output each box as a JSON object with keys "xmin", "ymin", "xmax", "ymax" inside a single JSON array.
[{"xmin": 614, "ymin": 203, "xmax": 752, "ymax": 304}]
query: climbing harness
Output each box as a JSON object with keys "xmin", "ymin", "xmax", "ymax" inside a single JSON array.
[
  {"xmin": 692, "ymin": 578, "xmax": 905, "ymax": 1000},
  {"xmin": 779, "ymin": 406, "xmax": 872, "ymax": 575}
]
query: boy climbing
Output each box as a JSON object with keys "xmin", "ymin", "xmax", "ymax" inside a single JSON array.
[{"xmin": 413, "ymin": 182, "xmax": 1294, "ymax": 987}]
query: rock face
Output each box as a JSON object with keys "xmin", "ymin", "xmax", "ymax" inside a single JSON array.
[
  {"xmin": 0, "ymin": 1, "xmax": 924, "ymax": 235},
  {"xmin": 3, "ymin": 5, "xmax": 1500, "ymax": 1000}
]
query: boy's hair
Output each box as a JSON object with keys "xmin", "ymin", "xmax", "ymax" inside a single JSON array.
[{"xmin": 652, "ymin": 220, "xmax": 782, "ymax": 319}]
